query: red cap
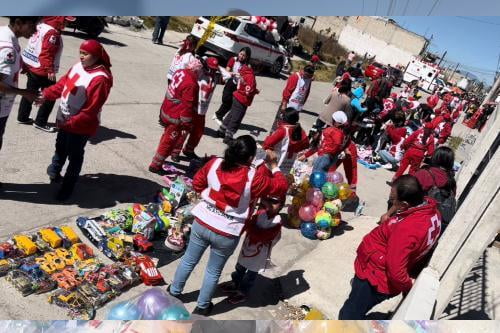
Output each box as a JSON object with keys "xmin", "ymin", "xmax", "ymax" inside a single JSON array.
[
  {"xmin": 206, "ymin": 57, "xmax": 219, "ymax": 70},
  {"xmin": 311, "ymin": 55, "xmax": 320, "ymax": 63}
]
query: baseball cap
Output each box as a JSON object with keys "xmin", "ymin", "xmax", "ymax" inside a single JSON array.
[{"xmin": 332, "ymin": 111, "xmax": 348, "ymax": 125}]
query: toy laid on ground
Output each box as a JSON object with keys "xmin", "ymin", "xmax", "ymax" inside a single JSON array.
[
  {"xmin": 6, "ymin": 259, "xmax": 56, "ymax": 296},
  {"xmin": 48, "ymin": 289, "xmax": 96, "ymax": 320},
  {"xmin": 106, "ymin": 287, "xmax": 190, "ymax": 320}
]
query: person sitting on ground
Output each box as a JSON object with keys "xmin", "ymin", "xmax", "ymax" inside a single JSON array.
[
  {"xmin": 338, "ymin": 175, "xmax": 442, "ymax": 319},
  {"xmin": 219, "ymin": 185, "xmax": 287, "ymax": 305}
]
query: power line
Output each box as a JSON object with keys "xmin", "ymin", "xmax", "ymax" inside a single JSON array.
[
  {"xmin": 456, "ymin": 16, "xmax": 500, "ymax": 26},
  {"xmin": 427, "ymin": 0, "xmax": 441, "ymax": 15}
]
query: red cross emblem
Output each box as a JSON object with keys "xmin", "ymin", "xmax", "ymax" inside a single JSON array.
[{"xmin": 62, "ymin": 73, "xmax": 80, "ymax": 98}]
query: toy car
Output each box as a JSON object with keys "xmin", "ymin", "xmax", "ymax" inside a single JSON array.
[
  {"xmin": 6, "ymin": 268, "xmax": 56, "ymax": 296},
  {"xmin": 38, "ymin": 228, "xmax": 62, "ymax": 249},
  {"xmin": 84, "ymin": 271, "xmax": 111, "ymax": 293},
  {"xmin": 0, "ymin": 258, "xmax": 19, "ymax": 276},
  {"xmin": 134, "ymin": 255, "xmax": 164, "ymax": 286},
  {"xmin": 132, "ymin": 211, "xmax": 156, "ymax": 240},
  {"xmin": 76, "ymin": 218, "xmax": 107, "ymax": 244},
  {"xmin": 74, "ymin": 258, "xmax": 101, "ymax": 277},
  {"xmin": 133, "ymin": 234, "xmax": 153, "ymax": 252},
  {"xmin": 45, "ymin": 252, "xmax": 66, "ymax": 270},
  {"xmin": 35, "ymin": 256, "xmax": 58, "ymax": 275},
  {"xmin": 12, "ymin": 235, "xmax": 37, "ymax": 256},
  {"xmin": 77, "ymin": 281, "xmax": 114, "ymax": 307},
  {"xmin": 55, "ymin": 248, "xmax": 75, "ymax": 266},
  {"xmin": 31, "ymin": 234, "xmax": 51, "ymax": 252},
  {"xmin": 51, "ymin": 227, "xmax": 73, "ymax": 249},
  {"xmin": 118, "ymin": 265, "xmax": 140, "ymax": 287},
  {"xmin": 70, "ymin": 243, "xmax": 94, "ymax": 261},
  {"xmin": 52, "ymin": 268, "xmax": 80, "ymax": 290},
  {"xmin": 59, "ymin": 226, "xmax": 80, "ymax": 244},
  {"xmin": 48, "ymin": 289, "xmax": 95, "ymax": 320},
  {"xmin": 97, "ymin": 237, "xmax": 129, "ymax": 260}
]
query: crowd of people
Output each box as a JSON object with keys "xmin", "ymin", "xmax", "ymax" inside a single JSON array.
[{"xmin": 0, "ymin": 16, "xmax": 487, "ymax": 319}]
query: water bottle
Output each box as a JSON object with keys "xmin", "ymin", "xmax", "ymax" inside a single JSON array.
[{"xmin": 355, "ymin": 201, "xmax": 366, "ymax": 216}]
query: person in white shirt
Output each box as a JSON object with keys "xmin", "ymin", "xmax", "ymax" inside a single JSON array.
[{"xmin": 0, "ymin": 17, "xmax": 39, "ymax": 186}]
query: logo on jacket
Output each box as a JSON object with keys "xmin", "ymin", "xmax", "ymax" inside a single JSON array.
[{"xmin": 4, "ymin": 50, "xmax": 15, "ymax": 64}]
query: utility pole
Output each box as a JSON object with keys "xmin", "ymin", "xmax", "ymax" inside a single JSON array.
[
  {"xmin": 450, "ymin": 63, "xmax": 460, "ymax": 83},
  {"xmin": 480, "ymin": 74, "xmax": 500, "ymax": 107},
  {"xmin": 437, "ymin": 50, "xmax": 447, "ymax": 67}
]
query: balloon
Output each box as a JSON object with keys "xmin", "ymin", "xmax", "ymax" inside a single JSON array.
[
  {"xmin": 321, "ymin": 182, "xmax": 339, "ymax": 200},
  {"xmin": 338, "ymin": 183, "xmax": 352, "ymax": 201},
  {"xmin": 288, "ymin": 215, "xmax": 302, "ymax": 228},
  {"xmin": 300, "ymin": 222, "xmax": 318, "ymax": 240},
  {"xmin": 304, "ymin": 308, "xmax": 325, "ymax": 320},
  {"xmin": 300, "ymin": 180, "xmax": 311, "ymax": 192},
  {"xmin": 158, "ymin": 305, "xmax": 191, "ymax": 320},
  {"xmin": 309, "ymin": 172, "xmax": 327, "ymax": 189},
  {"xmin": 316, "ymin": 227, "xmax": 332, "ymax": 240},
  {"xmin": 306, "ymin": 188, "xmax": 324, "ymax": 207},
  {"xmin": 315, "ymin": 210, "xmax": 332, "ymax": 229},
  {"xmin": 106, "ymin": 301, "xmax": 141, "ymax": 320},
  {"xmin": 327, "ymin": 171, "xmax": 344, "ymax": 184},
  {"xmin": 298, "ymin": 204, "xmax": 317, "ymax": 222},
  {"xmin": 136, "ymin": 288, "xmax": 175, "ymax": 320},
  {"xmin": 323, "ymin": 201, "xmax": 340, "ymax": 215}
]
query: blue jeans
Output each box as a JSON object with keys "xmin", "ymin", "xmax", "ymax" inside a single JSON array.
[
  {"xmin": 312, "ymin": 154, "xmax": 337, "ymax": 173},
  {"xmin": 338, "ymin": 276, "xmax": 391, "ymax": 319},
  {"xmin": 171, "ymin": 221, "xmax": 240, "ymax": 309},
  {"xmin": 231, "ymin": 262, "xmax": 258, "ymax": 295},
  {"xmin": 378, "ymin": 149, "xmax": 398, "ymax": 166}
]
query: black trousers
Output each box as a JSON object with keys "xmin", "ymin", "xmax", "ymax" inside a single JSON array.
[
  {"xmin": 152, "ymin": 16, "xmax": 170, "ymax": 43},
  {"xmin": 47, "ymin": 129, "xmax": 89, "ymax": 191},
  {"xmin": 18, "ymin": 71, "xmax": 56, "ymax": 126},
  {"xmin": 338, "ymin": 276, "xmax": 392, "ymax": 319},
  {"xmin": 220, "ymin": 97, "xmax": 247, "ymax": 139},
  {"xmin": 215, "ymin": 79, "xmax": 237, "ymax": 121},
  {"xmin": 0, "ymin": 116, "xmax": 8, "ymax": 151}
]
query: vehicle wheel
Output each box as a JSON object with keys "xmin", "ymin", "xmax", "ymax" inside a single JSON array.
[{"xmin": 270, "ymin": 58, "xmax": 284, "ymax": 76}]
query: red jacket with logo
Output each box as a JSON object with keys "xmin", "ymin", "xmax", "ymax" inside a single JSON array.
[
  {"xmin": 281, "ymin": 70, "xmax": 311, "ymax": 106},
  {"xmin": 26, "ymin": 17, "xmax": 64, "ymax": 77},
  {"xmin": 42, "ymin": 64, "xmax": 112, "ymax": 136},
  {"xmin": 233, "ymin": 65, "xmax": 258, "ymax": 107},
  {"xmin": 304, "ymin": 126, "xmax": 345, "ymax": 158},
  {"xmin": 263, "ymin": 124, "xmax": 309, "ymax": 156},
  {"xmin": 402, "ymin": 128, "xmax": 435, "ymax": 156},
  {"xmin": 160, "ymin": 69, "xmax": 199, "ymax": 124},
  {"xmin": 354, "ymin": 198, "xmax": 441, "ymax": 295}
]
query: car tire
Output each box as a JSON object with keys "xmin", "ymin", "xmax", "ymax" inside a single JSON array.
[{"xmin": 270, "ymin": 58, "xmax": 284, "ymax": 76}]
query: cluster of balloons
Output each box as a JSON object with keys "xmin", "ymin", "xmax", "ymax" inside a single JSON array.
[
  {"xmin": 247, "ymin": 16, "xmax": 280, "ymax": 41},
  {"xmin": 107, "ymin": 288, "xmax": 190, "ymax": 320},
  {"xmin": 289, "ymin": 171, "xmax": 352, "ymax": 240}
]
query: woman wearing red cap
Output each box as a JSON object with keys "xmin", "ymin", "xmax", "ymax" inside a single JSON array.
[{"xmin": 41, "ymin": 39, "xmax": 113, "ymax": 200}]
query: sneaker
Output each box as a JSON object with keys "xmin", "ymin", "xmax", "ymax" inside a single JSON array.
[
  {"xmin": 381, "ymin": 163, "xmax": 393, "ymax": 169},
  {"xmin": 212, "ymin": 115, "xmax": 222, "ymax": 126},
  {"xmin": 192, "ymin": 302, "xmax": 214, "ymax": 316},
  {"xmin": 216, "ymin": 130, "xmax": 225, "ymax": 138},
  {"xmin": 182, "ymin": 150, "xmax": 200, "ymax": 160},
  {"xmin": 148, "ymin": 166, "xmax": 167, "ymax": 176},
  {"xmin": 170, "ymin": 154, "xmax": 181, "ymax": 163},
  {"xmin": 33, "ymin": 123, "xmax": 56, "ymax": 133},
  {"xmin": 219, "ymin": 281, "xmax": 238, "ymax": 293},
  {"xmin": 46, "ymin": 166, "xmax": 62, "ymax": 183},
  {"xmin": 17, "ymin": 118, "xmax": 33, "ymax": 125},
  {"xmin": 228, "ymin": 291, "xmax": 247, "ymax": 305},
  {"xmin": 166, "ymin": 285, "xmax": 181, "ymax": 298}
]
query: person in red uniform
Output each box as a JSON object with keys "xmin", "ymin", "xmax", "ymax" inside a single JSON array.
[
  {"xmin": 168, "ymin": 135, "xmax": 288, "ymax": 316},
  {"xmin": 434, "ymin": 112, "xmax": 453, "ymax": 145},
  {"xmin": 271, "ymin": 65, "xmax": 314, "ymax": 131},
  {"xmin": 42, "ymin": 39, "xmax": 113, "ymax": 200},
  {"xmin": 339, "ymin": 175, "xmax": 441, "ymax": 319},
  {"xmin": 377, "ymin": 111, "xmax": 408, "ymax": 170},
  {"xmin": 263, "ymin": 109, "xmax": 309, "ymax": 176},
  {"xmin": 392, "ymin": 122, "xmax": 435, "ymax": 182},
  {"xmin": 299, "ymin": 111, "xmax": 347, "ymax": 173},
  {"xmin": 149, "ymin": 58, "xmax": 203, "ymax": 174},
  {"xmin": 426, "ymin": 92, "xmax": 440, "ymax": 109},
  {"xmin": 172, "ymin": 57, "xmax": 220, "ymax": 160},
  {"xmin": 18, "ymin": 16, "xmax": 75, "ymax": 132},
  {"xmin": 217, "ymin": 63, "xmax": 258, "ymax": 144}
]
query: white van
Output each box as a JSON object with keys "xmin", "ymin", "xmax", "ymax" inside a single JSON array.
[{"xmin": 190, "ymin": 16, "xmax": 287, "ymax": 76}]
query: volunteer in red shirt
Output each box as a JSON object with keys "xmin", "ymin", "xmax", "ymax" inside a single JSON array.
[
  {"xmin": 426, "ymin": 92, "xmax": 440, "ymax": 109},
  {"xmin": 433, "ymin": 112, "xmax": 453, "ymax": 145},
  {"xmin": 149, "ymin": 58, "xmax": 202, "ymax": 173},
  {"xmin": 299, "ymin": 111, "xmax": 347, "ymax": 174},
  {"xmin": 43, "ymin": 39, "xmax": 113, "ymax": 201},
  {"xmin": 217, "ymin": 62, "xmax": 258, "ymax": 144},
  {"xmin": 213, "ymin": 47, "xmax": 251, "ymax": 124},
  {"xmin": 339, "ymin": 175, "xmax": 441, "ymax": 319},
  {"xmin": 173, "ymin": 57, "xmax": 220, "ymax": 160},
  {"xmin": 18, "ymin": 16, "xmax": 75, "ymax": 132},
  {"xmin": 377, "ymin": 111, "xmax": 408, "ymax": 170},
  {"xmin": 392, "ymin": 122, "xmax": 435, "ymax": 182},
  {"xmin": 168, "ymin": 135, "xmax": 288, "ymax": 316},
  {"xmin": 271, "ymin": 65, "xmax": 314, "ymax": 131},
  {"xmin": 166, "ymin": 35, "xmax": 195, "ymax": 84},
  {"xmin": 263, "ymin": 109, "xmax": 309, "ymax": 175}
]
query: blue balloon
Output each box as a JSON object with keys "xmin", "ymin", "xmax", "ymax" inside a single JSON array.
[
  {"xmin": 300, "ymin": 222, "xmax": 318, "ymax": 240},
  {"xmin": 309, "ymin": 172, "xmax": 327, "ymax": 189},
  {"xmin": 106, "ymin": 301, "xmax": 141, "ymax": 320},
  {"xmin": 158, "ymin": 305, "xmax": 191, "ymax": 320}
]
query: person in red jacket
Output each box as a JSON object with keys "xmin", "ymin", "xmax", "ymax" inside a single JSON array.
[
  {"xmin": 339, "ymin": 175, "xmax": 441, "ymax": 319},
  {"xmin": 263, "ymin": 109, "xmax": 309, "ymax": 176},
  {"xmin": 42, "ymin": 39, "xmax": 113, "ymax": 200},
  {"xmin": 377, "ymin": 111, "xmax": 408, "ymax": 170},
  {"xmin": 298, "ymin": 111, "xmax": 348, "ymax": 173},
  {"xmin": 434, "ymin": 112, "xmax": 453, "ymax": 145},
  {"xmin": 271, "ymin": 65, "xmax": 315, "ymax": 131},
  {"xmin": 392, "ymin": 122, "xmax": 435, "ymax": 182},
  {"xmin": 18, "ymin": 16, "xmax": 75, "ymax": 132},
  {"xmin": 168, "ymin": 135, "xmax": 288, "ymax": 316},
  {"xmin": 426, "ymin": 92, "xmax": 440, "ymax": 109},
  {"xmin": 217, "ymin": 64, "xmax": 258, "ymax": 144},
  {"xmin": 149, "ymin": 58, "xmax": 203, "ymax": 173}
]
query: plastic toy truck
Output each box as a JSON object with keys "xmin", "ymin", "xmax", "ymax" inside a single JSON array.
[
  {"xmin": 38, "ymin": 228, "xmax": 62, "ymax": 248},
  {"xmin": 133, "ymin": 234, "xmax": 153, "ymax": 252},
  {"xmin": 12, "ymin": 235, "xmax": 37, "ymax": 256},
  {"xmin": 48, "ymin": 289, "xmax": 95, "ymax": 320},
  {"xmin": 134, "ymin": 255, "xmax": 164, "ymax": 286},
  {"xmin": 59, "ymin": 226, "xmax": 80, "ymax": 244},
  {"xmin": 70, "ymin": 243, "xmax": 94, "ymax": 261},
  {"xmin": 97, "ymin": 237, "xmax": 129, "ymax": 260},
  {"xmin": 76, "ymin": 218, "xmax": 107, "ymax": 245}
]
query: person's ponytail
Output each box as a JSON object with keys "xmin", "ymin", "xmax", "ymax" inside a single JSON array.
[{"xmin": 221, "ymin": 135, "xmax": 257, "ymax": 171}]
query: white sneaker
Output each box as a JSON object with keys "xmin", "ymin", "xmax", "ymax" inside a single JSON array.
[{"xmin": 382, "ymin": 163, "xmax": 393, "ymax": 169}]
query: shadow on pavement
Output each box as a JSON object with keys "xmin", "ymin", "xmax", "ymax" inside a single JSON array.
[
  {"xmin": 88, "ymin": 126, "xmax": 137, "ymax": 145},
  {"xmin": 62, "ymin": 30, "xmax": 128, "ymax": 47},
  {"xmin": 0, "ymin": 173, "xmax": 161, "ymax": 209},
  {"xmin": 174, "ymin": 269, "xmax": 309, "ymax": 316}
]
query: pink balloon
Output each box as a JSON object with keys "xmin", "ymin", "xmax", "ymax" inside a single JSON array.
[
  {"xmin": 298, "ymin": 204, "xmax": 317, "ymax": 222},
  {"xmin": 306, "ymin": 188, "xmax": 324, "ymax": 207},
  {"xmin": 327, "ymin": 171, "xmax": 344, "ymax": 184}
]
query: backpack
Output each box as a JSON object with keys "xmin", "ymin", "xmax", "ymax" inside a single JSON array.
[{"xmin": 426, "ymin": 169, "xmax": 457, "ymax": 227}]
